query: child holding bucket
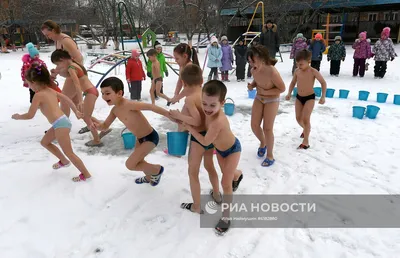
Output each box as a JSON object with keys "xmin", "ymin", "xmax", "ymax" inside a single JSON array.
[
  {"xmin": 285, "ymin": 49, "xmax": 327, "ymax": 149},
  {"xmin": 183, "ymin": 80, "xmax": 243, "ymax": 235},
  {"xmin": 12, "ymin": 64, "xmax": 92, "ymax": 182},
  {"xmin": 247, "ymin": 45, "xmax": 286, "ymax": 167},
  {"xmin": 94, "ymin": 77, "xmax": 170, "ymax": 186},
  {"xmin": 169, "ymin": 64, "xmax": 221, "ymax": 214}
]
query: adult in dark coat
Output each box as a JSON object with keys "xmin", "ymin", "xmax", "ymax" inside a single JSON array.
[
  {"xmin": 259, "ymin": 20, "xmax": 279, "ymax": 59},
  {"xmin": 234, "ymin": 38, "xmax": 247, "ymax": 81}
]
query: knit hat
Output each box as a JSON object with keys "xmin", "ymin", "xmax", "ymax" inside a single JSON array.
[
  {"xmin": 315, "ymin": 33, "xmax": 323, "ymax": 40},
  {"xmin": 210, "ymin": 36, "xmax": 218, "ymax": 44},
  {"xmin": 154, "ymin": 40, "xmax": 162, "ymax": 49},
  {"xmin": 26, "ymin": 42, "xmax": 39, "ymax": 58},
  {"xmin": 296, "ymin": 33, "xmax": 304, "ymax": 39},
  {"xmin": 131, "ymin": 49, "xmax": 140, "ymax": 58},
  {"xmin": 334, "ymin": 36, "xmax": 342, "ymax": 42},
  {"xmin": 381, "ymin": 27, "xmax": 390, "ymax": 39},
  {"xmin": 359, "ymin": 31, "xmax": 367, "ymax": 40},
  {"xmin": 221, "ymin": 35, "xmax": 228, "ymax": 42}
]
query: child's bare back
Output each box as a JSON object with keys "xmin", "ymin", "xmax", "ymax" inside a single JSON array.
[
  {"xmin": 183, "ymin": 90, "xmax": 207, "ymax": 131},
  {"xmin": 34, "ymin": 88, "xmax": 70, "ymax": 123},
  {"xmin": 295, "ymin": 67, "xmax": 318, "ymax": 96}
]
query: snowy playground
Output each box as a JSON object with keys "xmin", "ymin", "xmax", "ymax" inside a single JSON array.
[{"xmin": 1, "ymin": 39, "xmax": 400, "ymax": 257}]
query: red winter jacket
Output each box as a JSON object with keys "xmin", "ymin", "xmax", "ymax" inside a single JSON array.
[
  {"xmin": 21, "ymin": 54, "xmax": 46, "ymax": 87},
  {"xmin": 126, "ymin": 58, "xmax": 145, "ymax": 82}
]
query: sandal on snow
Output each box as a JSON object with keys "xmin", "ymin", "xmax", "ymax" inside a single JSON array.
[
  {"xmin": 85, "ymin": 140, "xmax": 104, "ymax": 147},
  {"xmin": 135, "ymin": 176, "xmax": 150, "ymax": 184},
  {"xmin": 180, "ymin": 203, "xmax": 204, "ymax": 214},
  {"xmin": 257, "ymin": 146, "xmax": 267, "ymax": 158},
  {"xmin": 215, "ymin": 219, "xmax": 231, "ymax": 235},
  {"xmin": 300, "ymin": 133, "xmax": 304, "ymax": 138},
  {"xmin": 72, "ymin": 173, "xmax": 89, "ymax": 182},
  {"xmin": 52, "ymin": 160, "xmax": 70, "ymax": 169},
  {"xmin": 233, "ymin": 174, "xmax": 243, "ymax": 192},
  {"xmin": 150, "ymin": 166, "xmax": 164, "ymax": 186},
  {"xmin": 210, "ymin": 190, "xmax": 222, "ymax": 204},
  {"xmin": 261, "ymin": 158, "xmax": 275, "ymax": 167},
  {"xmin": 99, "ymin": 128, "xmax": 112, "ymax": 139},
  {"xmin": 78, "ymin": 126, "xmax": 90, "ymax": 134},
  {"xmin": 298, "ymin": 144, "xmax": 310, "ymax": 150}
]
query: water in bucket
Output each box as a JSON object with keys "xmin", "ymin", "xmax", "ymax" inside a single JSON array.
[
  {"xmin": 394, "ymin": 95, "xmax": 400, "ymax": 105},
  {"xmin": 248, "ymin": 89, "xmax": 256, "ymax": 99},
  {"xmin": 366, "ymin": 105, "xmax": 380, "ymax": 119},
  {"xmin": 376, "ymin": 93, "xmax": 388, "ymax": 103},
  {"xmin": 352, "ymin": 106, "xmax": 366, "ymax": 119},
  {"xmin": 167, "ymin": 132, "xmax": 189, "ymax": 156},
  {"xmin": 121, "ymin": 128, "xmax": 136, "ymax": 149},
  {"xmin": 326, "ymin": 88, "xmax": 335, "ymax": 98},
  {"xmin": 314, "ymin": 87, "xmax": 322, "ymax": 97},
  {"xmin": 224, "ymin": 98, "xmax": 235, "ymax": 116},
  {"xmin": 339, "ymin": 89, "xmax": 349, "ymax": 99},
  {"xmin": 358, "ymin": 91, "xmax": 370, "ymax": 101}
]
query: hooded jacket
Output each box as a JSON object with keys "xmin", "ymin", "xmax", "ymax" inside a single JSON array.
[
  {"xmin": 290, "ymin": 35, "xmax": 308, "ymax": 59},
  {"xmin": 373, "ymin": 38, "xmax": 397, "ymax": 61},
  {"xmin": 259, "ymin": 24, "xmax": 279, "ymax": 57},
  {"xmin": 352, "ymin": 38, "xmax": 372, "ymax": 59},
  {"xmin": 308, "ymin": 39, "xmax": 326, "ymax": 61},
  {"xmin": 327, "ymin": 40, "xmax": 346, "ymax": 61},
  {"xmin": 21, "ymin": 54, "xmax": 46, "ymax": 87}
]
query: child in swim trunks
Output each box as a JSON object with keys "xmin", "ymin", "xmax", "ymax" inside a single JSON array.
[
  {"xmin": 169, "ymin": 64, "xmax": 220, "ymax": 214},
  {"xmin": 183, "ymin": 80, "xmax": 243, "ymax": 235},
  {"xmin": 94, "ymin": 77, "xmax": 170, "ymax": 186},
  {"xmin": 12, "ymin": 64, "xmax": 92, "ymax": 182},
  {"xmin": 285, "ymin": 49, "xmax": 327, "ymax": 149},
  {"xmin": 147, "ymin": 49, "xmax": 171, "ymax": 105},
  {"xmin": 51, "ymin": 50, "xmax": 108, "ymax": 147}
]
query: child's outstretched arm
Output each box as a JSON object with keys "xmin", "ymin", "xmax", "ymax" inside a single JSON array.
[
  {"xmin": 12, "ymin": 94, "xmax": 41, "ymax": 120},
  {"xmin": 285, "ymin": 72, "xmax": 297, "ymax": 100},
  {"xmin": 94, "ymin": 108, "xmax": 117, "ymax": 131},
  {"xmin": 56, "ymin": 91, "xmax": 83, "ymax": 119},
  {"xmin": 185, "ymin": 122, "xmax": 220, "ymax": 147},
  {"xmin": 169, "ymin": 98, "xmax": 201, "ymax": 126},
  {"xmin": 128, "ymin": 101, "xmax": 170, "ymax": 118},
  {"xmin": 313, "ymin": 69, "xmax": 327, "ymax": 104}
]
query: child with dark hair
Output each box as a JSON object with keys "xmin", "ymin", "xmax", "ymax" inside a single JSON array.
[
  {"xmin": 170, "ymin": 43, "xmax": 200, "ymax": 104},
  {"xmin": 183, "ymin": 80, "xmax": 243, "ymax": 235},
  {"xmin": 147, "ymin": 49, "xmax": 171, "ymax": 105},
  {"xmin": 94, "ymin": 77, "xmax": 170, "ymax": 186},
  {"xmin": 234, "ymin": 38, "xmax": 247, "ymax": 82},
  {"xmin": 51, "ymin": 49, "xmax": 109, "ymax": 147},
  {"xmin": 126, "ymin": 49, "xmax": 146, "ymax": 100},
  {"xmin": 146, "ymin": 41, "xmax": 168, "ymax": 99},
  {"xmin": 327, "ymin": 36, "xmax": 346, "ymax": 76},
  {"xmin": 207, "ymin": 36, "xmax": 222, "ymax": 81},
  {"xmin": 308, "ymin": 33, "xmax": 326, "ymax": 71},
  {"xmin": 12, "ymin": 64, "xmax": 91, "ymax": 182},
  {"xmin": 247, "ymin": 44, "xmax": 285, "ymax": 167},
  {"xmin": 285, "ymin": 49, "xmax": 327, "ymax": 149}
]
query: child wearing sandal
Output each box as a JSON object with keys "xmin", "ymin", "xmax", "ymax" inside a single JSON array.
[
  {"xmin": 12, "ymin": 64, "xmax": 91, "ymax": 182},
  {"xmin": 51, "ymin": 50, "xmax": 110, "ymax": 147},
  {"xmin": 183, "ymin": 80, "xmax": 243, "ymax": 235},
  {"xmin": 247, "ymin": 45, "xmax": 286, "ymax": 167},
  {"xmin": 147, "ymin": 49, "xmax": 171, "ymax": 105},
  {"xmin": 285, "ymin": 49, "xmax": 326, "ymax": 149},
  {"xmin": 94, "ymin": 77, "xmax": 170, "ymax": 186},
  {"xmin": 169, "ymin": 64, "xmax": 221, "ymax": 214}
]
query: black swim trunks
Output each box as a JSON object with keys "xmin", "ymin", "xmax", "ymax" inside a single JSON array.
[
  {"xmin": 138, "ymin": 128, "xmax": 159, "ymax": 146},
  {"xmin": 296, "ymin": 93, "xmax": 316, "ymax": 105},
  {"xmin": 154, "ymin": 77, "xmax": 163, "ymax": 84},
  {"xmin": 190, "ymin": 131, "xmax": 214, "ymax": 150}
]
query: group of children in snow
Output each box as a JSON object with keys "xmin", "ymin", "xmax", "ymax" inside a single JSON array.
[{"xmin": 290, "ymin": 27, "xmax": 397, "ymax": 78}]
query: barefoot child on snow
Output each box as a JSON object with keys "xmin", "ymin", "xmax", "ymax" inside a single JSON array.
[
  {"xmin": 183, "ymin": 80, "xmax": 243, "ymax": 235},
  {"xmin": 94, "ymin": 77, "xmax": 170, "ymax": 186},
  {"xmin": 12, "ymin": 64, "xmax": 92, "ymax": 182},
  {"xmin": 169, "ymin": 64, "xmax": 221, "ymax": 214},
  {"xmin": 285, "ymin": 49, "xmax": 327, "ymax": 149}
]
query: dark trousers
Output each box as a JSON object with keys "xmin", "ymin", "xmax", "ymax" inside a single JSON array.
[
  {"xmin": 236, "ymin": 64, "xmax": 245, "ymax": 80},
  {"xmin": 311, "ymin": 60, "xmax": 321, "ymax": 71},
  {"xmin": 292, "ymin": 59, "xmax": 297, "ymax": 75},
  {"xmin": 208, "ymin": 67, "xmax": 218, "ymax": 79},
  {"xmin": 247, "ymin": 64, "xmax": 252, "ymax": 78},
  {"xmin": 353, "ymin": 58, "xmax": 366, "ymax": 77},
  {"xmin": 330, "ymin": 60, "xmax": 341, "ymax": 75},
  {"xmin": 374, "ymin": 61, "xmax": 387, "ymax": 78},
  {"xmin": 29, "ymin": 88, "xmax": 35, "ymax": 103},
  {"xmin": 129, "ymin": 81, "xmax": 142, "ymax": 100}
]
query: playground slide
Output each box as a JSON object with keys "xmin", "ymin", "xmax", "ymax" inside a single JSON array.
[{"xmin": 197, "ymin": 33, "xmax": 215, "ymax": 48}]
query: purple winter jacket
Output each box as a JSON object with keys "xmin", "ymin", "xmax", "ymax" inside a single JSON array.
[
  {"xmin": 220, "ymin": 43, "xmax": 233, "ymax": 71},
  {"xmin": 290, "ymin": 37, "xmax": 308, "ymax": 59},
  {"xmin": 352, "ymin": 39, "xmax": 372, "ymax": 59}
]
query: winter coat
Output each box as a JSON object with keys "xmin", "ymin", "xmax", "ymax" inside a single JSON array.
[
  {"xmin": 207, "ymin": 44, "xmax": 222, "ymax": 68},
  {"xmin": 373, "ymin": 38, "xmax": 397, "ymax": 62},
  {"xmin": 290, "ymin": 37, "xmax": 308, "ymax": 59},
  {"xmin": 327, "ymin": 42, "xmax": 346, "ymax": 61},
  {"xmin": 220, "ymin": 43, "xmax": 233, "ymax": 71},
  {"xmin": 146, "ymin": 52, "xmax": 168, "ymax": 77},
  {"xmin": 308, "ymin": 40, "xmax": 326, "ymax": 61},
  {"xmin": 126, "ymin": 58, "xmax": 145, "ymax": 82},
  {"xmin": 21, "ymin": 54, "xmax": 46, "ymax": 87},
  {"xmin": 234, "ymin": 44, "xmax": 247, "ymax": 65},
  {"xmin": 352, "ymin": 39, "xmax": 372, "ymax": 59},
  {"xmin": 260, "ymin": 24, "xmax": 279, "ymax": 57}
]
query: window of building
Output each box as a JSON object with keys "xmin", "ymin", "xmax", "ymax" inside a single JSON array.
[
  {"xmin": 384, "ymin": 12, "xmax": 398, "ymax": 21},
  {"xmin": 331, "ymin": 15, "xmax": 341, "ymax": 23},
  {"xmin": 368, "ymin": 13, "xmax": 378, "ymax": 21}
]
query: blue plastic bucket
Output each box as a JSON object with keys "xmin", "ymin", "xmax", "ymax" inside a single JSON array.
[
  {"xmin": 121, "ymin": 128, "xmax": 136, "ymax": 149},
  {"xmin": 376, "ymin": 92, "xmax": 388, "ymax": 103},
  {"xmin": 314, "ymin": 87, "xmax": 322, "ymax": 97},
  {"xmin": 358, "ymin": 91, "xmax": 370, "ymax": 101},
  {"xmin": 326, "ymin": 88, "xmax": 335, "ymax": 98},
  {"xmin": 248, "ymin": 89, "xmax": 256, "ymax": 99},
  {"xmin": 366, "ymin": 105, "xmax": 380, "ymax": 119},
  {"xmin": 394, "ymin": 95, "xmax": 400, "ymax": 105},
  {"xmin": 167, "ymin": 132, "xmax": 189, "ymax": 156},
  {"xmin": 293, "ymin": 87, "xmax": 298, "ymax": 97},
  {"xmin": 339, "ymin": 89, "xmax": 349, "ymax": 99},
  {"xmin": 352, "ymin": 106, "xmax": 366, "ymax": 119},
  {"xmin": 224, "ymin": 98, "xmax": 235, "ymax": 116}
]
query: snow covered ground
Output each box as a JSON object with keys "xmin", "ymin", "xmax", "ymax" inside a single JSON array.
[{"xmin": 1, "ymin": 42, "xmax": 400, "ymax": 258}]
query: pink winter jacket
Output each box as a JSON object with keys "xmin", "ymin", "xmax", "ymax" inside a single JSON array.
[
  {"xmin": 21, "ymin": 54, "xmax": 46, "ymax": 87},
  {"xmin": 352, "ymin": 39, "xmax": 372, "ymax": 59}
]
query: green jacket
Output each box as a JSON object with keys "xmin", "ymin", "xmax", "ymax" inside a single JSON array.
[{"xmin": 146, "ymin": 52, "xmax": 168, "ymax": 77}]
